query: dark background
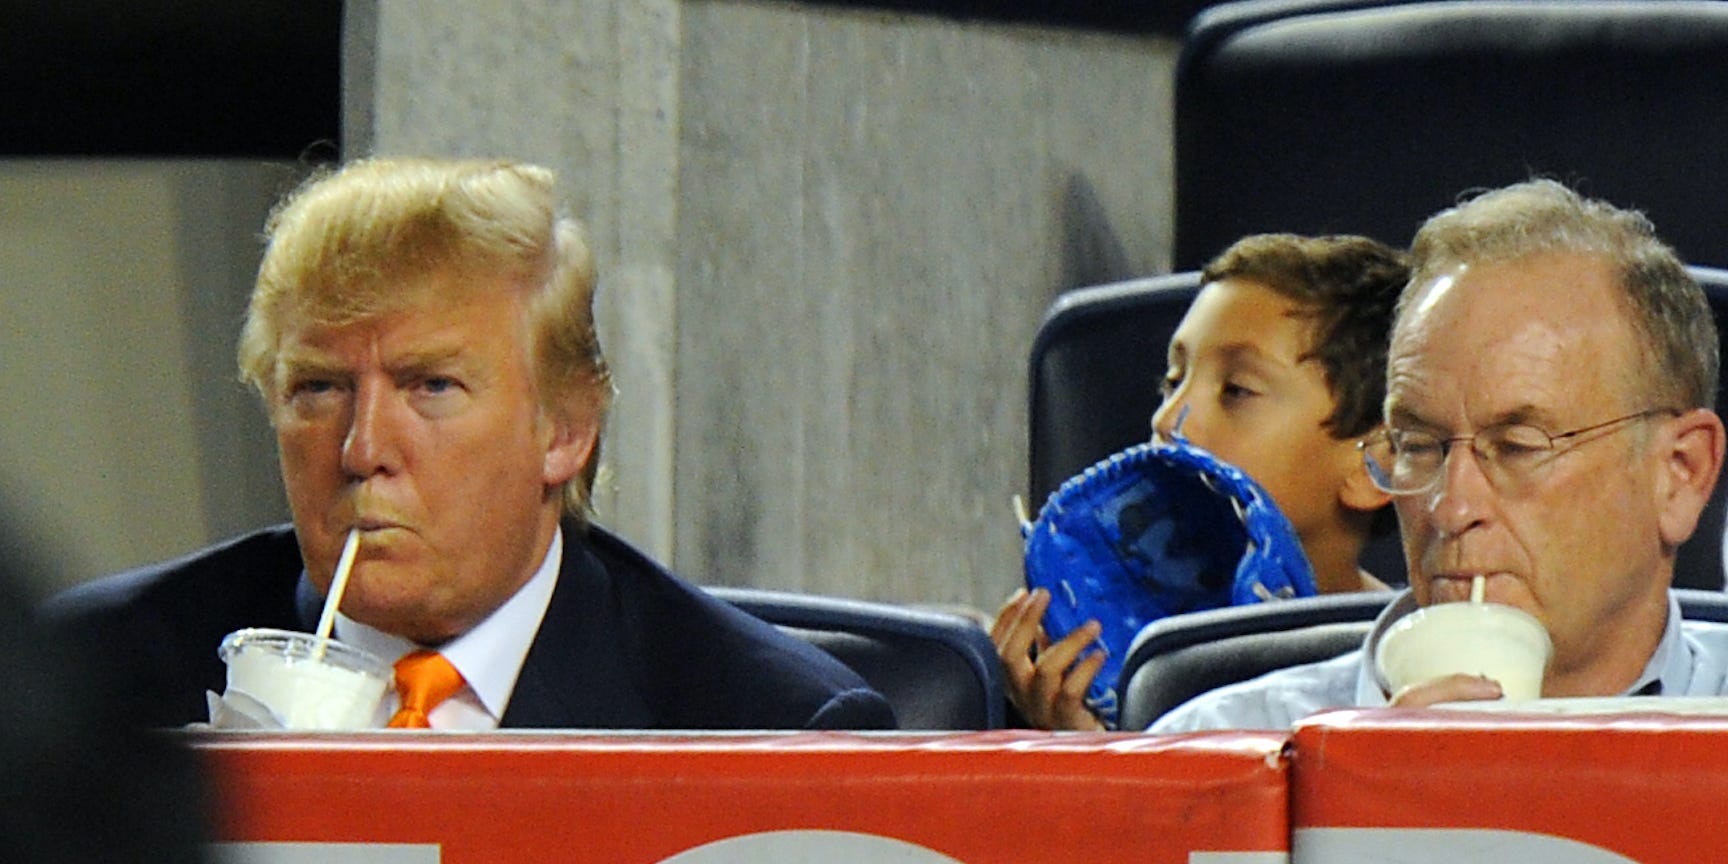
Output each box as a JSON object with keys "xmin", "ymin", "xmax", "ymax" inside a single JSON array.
[
  {"xmin": 1, "ymin": 0, "xmax": 343, "ymax": 158},
  {"xmin": 0, "ymin": 0, "xmax": 1209, "ymax": 158}
]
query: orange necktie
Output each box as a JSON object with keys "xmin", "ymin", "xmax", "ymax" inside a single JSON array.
[{"xmin": 388, "ymin": 650, "xmax": 466, "ymax": 729}]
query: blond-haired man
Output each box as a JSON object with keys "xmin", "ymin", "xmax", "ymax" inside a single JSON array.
[{"xmin": 50, "ymin": 158, "xmax": 894, "ymax": 731}]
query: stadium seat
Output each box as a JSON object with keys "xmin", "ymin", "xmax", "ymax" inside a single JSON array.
[
  {"xmin": 706, "ymin": 586, "xmax": 1005, "ymax": 730},
  {"xmin": 1116, "ymin": 593, "xmax": 1383, "ymax": 731},
  {"xmin": 1685, "ymin": 268, "xmax": 1728, "ymax": 591},
  {"xmin": 1174, "ymin": 0, "xmax": 1728, "ymax": 270}
]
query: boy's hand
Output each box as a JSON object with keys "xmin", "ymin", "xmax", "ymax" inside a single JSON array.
[{"xmin": 991, "ymin": 587, "xmax": 1107, "ymax": 731}]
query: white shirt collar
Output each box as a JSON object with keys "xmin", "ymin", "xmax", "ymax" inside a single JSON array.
[{"xmin": 335, "ymin": 527, "xmax": 563, "ymax": 729}]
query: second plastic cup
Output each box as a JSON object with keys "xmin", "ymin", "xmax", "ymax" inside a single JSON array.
[{"xmin": 1376, "ymin": 601, "xmax": 1553, "ymax": 701}]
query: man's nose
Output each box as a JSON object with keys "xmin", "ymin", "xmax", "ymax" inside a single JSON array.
[
  {"xmin": 340, "ymin": 381, "xmax": 403, "ymax": 479},
  {"xmin": 1425, "ymin": 440, "xmax": 1495, "ymax": 536}
]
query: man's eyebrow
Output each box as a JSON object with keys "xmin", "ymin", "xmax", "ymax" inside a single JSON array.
[
  {"xmin": 1387, "ymin": 402, "xmax": 1550, "ymax": 431},
  {"xmin": 1384, "ymin": 404, "xmax": 1436, "ymax": 431},
  {"xmin": 275, "ymin": 349, "xmax": 345, "ymax": 377},
  {"xmin": 387, "ymin": 345, "xmax": 467, "ymax": 372},
  {"xmin": 1496, "ymin": 404, "xmax": 1551, "ymax": 425},
  {"xmin": 276, "ymin": 343, "xmax": 471, "ymax": 373}
]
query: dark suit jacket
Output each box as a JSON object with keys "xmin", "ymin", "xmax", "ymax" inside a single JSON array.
[{"xmin": 43, "ymin": 521, "xmax": 896, "ymax": 731}]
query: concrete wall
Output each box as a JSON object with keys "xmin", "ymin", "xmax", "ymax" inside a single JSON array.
[
  {"xmin": 0, "ymin": 161, "xmax": 295, "ymax": 594},
  {"xmin": 4, "ymin": 1, "xmax": 1176, "ymax": 610},
  {"xmin": 352, "ymin": 0, "xmax": 1177, "ymax": 611}
]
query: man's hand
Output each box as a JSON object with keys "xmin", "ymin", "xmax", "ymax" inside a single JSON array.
[
  {"xmin": 1388, "ymin": 673, "xmax": 1505, "ymax": 708},
  {"xmin": 990, "ymin": 587, "xmax": 1107, "ymax": 731}
]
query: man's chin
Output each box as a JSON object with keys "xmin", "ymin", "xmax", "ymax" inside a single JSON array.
[
  {"xmin": 328, "ymin": 561, "xmax": 449, "ymax": 631},
  {"xmin": 342, "ymin": 599, "xmax": 462, "ymax": 646}
]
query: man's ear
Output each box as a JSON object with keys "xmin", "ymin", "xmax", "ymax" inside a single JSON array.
[
  {"xmin": 1657, "ymin": 408, "xmax": 1726, "ymax": 549},
  {"xmin": 541, "ymin": 395, "xmax": 601, "ymax": 488}
]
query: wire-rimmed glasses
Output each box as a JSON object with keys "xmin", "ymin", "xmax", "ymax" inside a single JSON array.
[{"xmin": 1358, "ymin": 408, "xmax": 1681, "ymax": 495}]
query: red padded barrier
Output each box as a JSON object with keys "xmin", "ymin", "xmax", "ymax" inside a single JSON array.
[
  {"xmin": 1290, "ymin": 707, "xmax": 1728, "ymax": 862},
  {"xmin": 196, "ymin": 730, "xmax": 1290, "ymax": 863}
]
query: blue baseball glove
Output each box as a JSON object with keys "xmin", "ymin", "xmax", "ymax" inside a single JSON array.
[{"xmin": 1022, "ymin": 438, "xmax": 1316, "ymax": 728}]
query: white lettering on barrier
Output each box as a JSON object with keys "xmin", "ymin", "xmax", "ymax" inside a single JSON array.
[
  {"xmin": 209, "ymin": 842, "xmax": 441, "ymax": 863},
  {"xmin": 1293, "ymin": 828, "xmax": 1641, "ymax": 863},
  {"xmin": 658, "ymin": 830, "xmax": 964, "ymax": 863},
  {"xmin": 208, "ymin": 835, "xmax": 1290, "ymax": 862}
]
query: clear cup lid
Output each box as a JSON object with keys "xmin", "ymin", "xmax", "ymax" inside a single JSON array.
[{"xmin": 218, "ymin": 627, "xmax": 389, "ymax": 677}]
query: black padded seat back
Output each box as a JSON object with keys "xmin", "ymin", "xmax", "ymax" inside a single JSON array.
[
  {"xmin": 1175, "ymin": 0, "xmax": 1728, "ymax": 270},
  {"xmin": 1118, "ymin": 593, "xmax": 1387, "ymax": 730},
  {"xmin": 1028, "ymin": 273, "xmax": 1198, "ymax": 506},
  {"xmin": 1677, "ymin": 588, "xmax": 1728, "ymax": 624},
  {"xmin": 706, "ymin": 587, "xmax": 1005, "ymax": 730},
  {"xmin": 1679, "ymin": 271, "xmax": 1728, "ymax": 592}
]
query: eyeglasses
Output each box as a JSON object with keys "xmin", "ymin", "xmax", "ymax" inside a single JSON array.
[{"xmin": 1358, "ymin": 408, "xmax": 1681, "ymax": 496}]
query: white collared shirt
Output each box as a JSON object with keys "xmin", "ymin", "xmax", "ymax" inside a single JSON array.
[{"xmin": 336, "ymin": 528, "xmax": 563, "ymax": 730}]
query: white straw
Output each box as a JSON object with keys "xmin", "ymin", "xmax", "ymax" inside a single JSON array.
[
  {"xmin": 313, "ymin": 529, "xmax": 362, "ymax": 655},
  {"xmin": 1470, "ymin": 574, "xmax": 1486, "ymax": 604}
]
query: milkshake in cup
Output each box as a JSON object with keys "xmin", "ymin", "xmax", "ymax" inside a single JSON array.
[
  {"xmin": 1376, "ymin": 599, "xmax": 1553, "ymax": 702},
  {"xmin": 218, "ymin": 628, "xmax": 391, "ymax": 730}
]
